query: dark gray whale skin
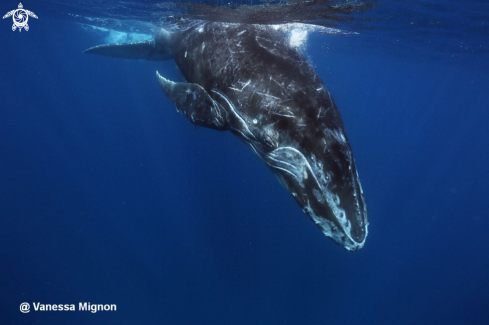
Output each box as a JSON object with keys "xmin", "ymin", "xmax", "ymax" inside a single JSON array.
[{"xmin": 85, "ymin": 22, "xmax": 368, "ymax": 251}]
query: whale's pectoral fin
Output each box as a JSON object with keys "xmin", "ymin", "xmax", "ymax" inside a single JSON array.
[
  {"xmin": 156, "ymin": 71, "xmax": 228, "ymax": 131},
  {"xmin": 84, "ymin": 41, "xmax": 172, "ymax": 61}
]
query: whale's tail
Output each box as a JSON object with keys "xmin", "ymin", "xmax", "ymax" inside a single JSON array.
[{"xmin": 84, "ymin": 28, "xmax": 174, "ymax": 61}]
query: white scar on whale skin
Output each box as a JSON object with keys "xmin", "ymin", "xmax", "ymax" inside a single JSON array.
[{"xmin": 229, "ymin": 80, "xmax": 251, "ymax": 92}]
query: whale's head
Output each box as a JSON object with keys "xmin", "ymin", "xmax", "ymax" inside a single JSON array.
[
  {"xmin": 252, "ymin": 95, "xmax": 368, "ymax": 251},
  {"xmin": 263, "ymin": 131, "xmax": 368, "ymax": 251}
]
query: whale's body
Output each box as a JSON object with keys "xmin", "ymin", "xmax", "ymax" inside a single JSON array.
[{"xmin": 85, "ymin": 22, "xmax": 368, "ymax": 251}]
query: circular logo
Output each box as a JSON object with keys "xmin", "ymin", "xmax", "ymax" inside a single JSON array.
[
  {"xmin": 20, "ymin": 302, "xmax": 30, "ymax": 313},
  {"xmin": 13, "ymin": 9, "xmax": 28, "ymax": 28}
]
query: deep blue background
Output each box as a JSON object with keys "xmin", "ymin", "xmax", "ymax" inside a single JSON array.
[{"xmin": 1, "ymin": 6, "xmax": 489, "ymax": 325}]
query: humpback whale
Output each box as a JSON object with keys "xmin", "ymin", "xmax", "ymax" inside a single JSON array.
[{"xmin": 84, "ymin": 22, "xmax": 368, "ymax": 251}]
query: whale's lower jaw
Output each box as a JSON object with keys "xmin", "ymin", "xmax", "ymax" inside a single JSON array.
[{"xmin": 305, "ymin": 205, "xmax": 368, "ymax": 251}]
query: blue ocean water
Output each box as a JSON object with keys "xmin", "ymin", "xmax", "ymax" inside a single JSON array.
[{"xmin": 1, "ymin": 1, "xmax": 488, "ymax": 324}]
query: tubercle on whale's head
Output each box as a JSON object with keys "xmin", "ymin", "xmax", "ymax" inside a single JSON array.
[{"xmin": 263, "ymin": 128, "xmax": 368, "ymax": 251}]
